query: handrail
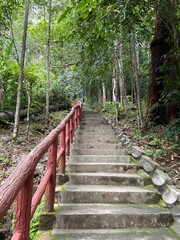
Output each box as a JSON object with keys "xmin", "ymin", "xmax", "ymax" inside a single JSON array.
[{"xmin": 0, "ymin": 101, "xmax": 82, "ymax": 240}]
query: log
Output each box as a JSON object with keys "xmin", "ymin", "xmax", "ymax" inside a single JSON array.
[{"xmin": 0, "ymin": 111, "xmax": 14, "ymax": 122}]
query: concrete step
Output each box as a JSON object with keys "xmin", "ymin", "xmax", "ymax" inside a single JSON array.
[
  {"xmin": 82, "ymin": 112, "xmax": 99, "ymax": 115},
  {"xmin": 81, "ymin": 124, "xmax": 109, "ymax": 128},
  {"xmin": 81, "ymin": 120, "xmax": 107, "ymax": 124},
  {"xmin": 52, "ymin": 228, "xmax": 179, "ymax": 240},
  {"xmin": 76, "ymin": 130, "xmax": 115, "ymax": 135},
  {"xmin": 78, "ymin": 127, "xmax": 114, "ymax": 132},
  {"xmin": 71, "ymin": 148, "xmax": 127, "ymax": 155},
  {"xmin": 70, "ymin": 155, "xmax": 131, "ymax": 163},
  {"xmin": 72, "ymin": 143, "xmax": 123, "ymax": 150},
  {"xmin": 60, "ymin": 185, "xmax": 161, "ymax": 204},
  {"xmin": 74, "ymin": 139, "xmax": 119, "ymax": 144},
  {"xmin": 67, "ymin": 162, "xmax": 140, "ymax": 173},
  {"xmin": 81, "ymin": 116, "xmax": 105, "ymax": 119},
  {"xmin": 68, "ymin": 172, "xmax": 148, "ymax": 186},
  {"xmin": 55, "ymin": 203, "xmax": 173, "ymax": 229},
  {"xmin": 77, "ymin": 131, "xmax": 115, "ymax": 137},
  {"xmin": 74, "ymin": 135, "xmax": 117, "ymax": 141},
  {"xmin": 79, "ymin": 126, "xmax": 113, "ymax": 130}
]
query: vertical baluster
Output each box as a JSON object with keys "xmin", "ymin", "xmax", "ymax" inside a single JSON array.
[
  {"xmin": 45, "ymin": 137, "xmax": 58, "ymax": 212},
  {"xmin": 12, "ymin": 174, "xmax": 34, "ymax": 240},
  {"xmin": 77, "ymin": 107, "xmax": 80, "ymax": 126},
  {"xmin": 70, "ymin": 117, "xmax": 73, "ymax": 143},
  {"xmin": 66, "ymin": 120, "xmax": 70, "ymax": 155},
  {"xmin": 59, "ymin": 128, "xmax": 66, "ymax": 174},
  {"xmin": 74, "ymin": 108, "xmax": 77, "ymax": 130}
]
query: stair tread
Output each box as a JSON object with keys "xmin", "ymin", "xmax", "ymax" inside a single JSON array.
[
  {"xmin": 68, "ymin": 172, "xmax": 142, "ymax": 178},
  {"xmin": 60, "ymin": 184, "xmax": 155, "ymax": 192},
  {"xmin": 52, "ymin": 228, "xmax": 179, "ymax": 240},
  {"xmin": 70, "ymin": 155, "xmax": 130, "ymax": 160},
  {"xmin": 56, "ymin": 203, "xmax": 171, "ymax": 215},
  {"xmin": 68, "ymin": 162, "xmax": 139, "ymax": 166}
]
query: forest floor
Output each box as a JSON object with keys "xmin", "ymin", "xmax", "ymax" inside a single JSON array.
[{"xmin": 0, "ymin": 110, "xmax": 69, "ymax": 186}]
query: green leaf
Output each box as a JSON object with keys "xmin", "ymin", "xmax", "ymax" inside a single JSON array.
[
  {"xmin": 76, "ymin": 0, "xmax": 86, "ymax": 11},
  {"xmin": 58, "ymin": 7, "xmax": 71, "ymax": 23}
]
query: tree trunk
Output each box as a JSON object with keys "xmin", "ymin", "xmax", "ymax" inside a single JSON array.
[
  {"xmin": 45, "ymin": 0, "xmax": 52, "ymax": 125},
  {"xmin": 131, "ymin": 27, "xmax": 143, "ymax": 128},
  {"xmin": 98, "ymin": 87, "xmax": 102, "ymax": 105},
  {"xmin": 146, "ymin": 2, "xmax": 180, "ymax": 124},
  {"xmin": 114, "ymin": 61, "xmax": 120, "ymax": 122},
  {"xmin": 13, "ymin": 0, "xmax": 30, "ymax": 138},
  {"xmin": 26, "ymin": 84, "xmax": 31, "ymax": 140},
  {"xmin": 112, "ymin": 68, "xmax": 116, "ymax": 103},
  {"xmin": 117, "ymin": 41, "xmax": 127, "ymax": 111},
  {"xmin": 146, "ymin": 14, "xmax": 169, "ymax": 124},
  {"xmin": 102, "ymin": 82, "xmax": 106, "ymax": 107}
]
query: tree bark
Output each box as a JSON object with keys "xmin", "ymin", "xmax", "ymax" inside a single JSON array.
[
  {"xmin": 113, "ymin": 41, "xmax": 121, "ymax": 121},
  {"xmin": 117, "ymin": 41, "xmax": 127, "ymax": 111},
  {"xmin": 113, "ymin": 60, "xmax": 120, "ymax": 122},
  {"xmin": 102, "ymin": 82, "xmax": 106, "ymax": 107},
  {"xmin": 13, "ymin": 0, "xmax": 30, "ymax": 138},
  {"xmin": 26, "ymin": 84, "xmax": 31, "ymax": 140},
  {"xmin": 45, "ymin": 0, "xmax": 52, "ymax": 125},
  {"xmin": 146, "ymin": 1, "xmax": 180, "ymax": 124},
  {"xmin": 131, "ymin": 27, "xmax": 143, "ymax": 128},
  {"xmin": 112, "ymin": 68, "xmax": 116, "ymax": 103}
]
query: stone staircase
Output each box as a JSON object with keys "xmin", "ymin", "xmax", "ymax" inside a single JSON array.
[{"xmin": 51, "ymin": 108, "xmax": 178, "ymax": 239}]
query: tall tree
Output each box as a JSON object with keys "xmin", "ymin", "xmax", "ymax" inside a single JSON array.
[
  {"xmin": 131, "ymin": 27, "xmax": 143, "ymax": 128},
  {"xmin": 13, "ymin": 0, "xmax": 30, "ymax": 138},
  {"xmin": 117, "ymin": 39, "xmax": 126, "ymax": 111},
  {"xmin": 146, "ymin": 0, "xmax": 180, "ymax": 124},
  {"xmin": 45, "ymin": 0, "xmax": 52, "ymax": 125}
]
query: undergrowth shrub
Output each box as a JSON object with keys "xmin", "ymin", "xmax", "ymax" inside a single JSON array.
[
  {"xmin": 102, "ymin": 101, "xmax": 123, "ymax": 117},
  {"xmin": 30, "ymin": 201, "xmax": 44, "ymax": 240}
]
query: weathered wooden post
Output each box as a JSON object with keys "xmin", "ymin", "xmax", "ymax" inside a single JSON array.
[
  {"xmin": 70, "ymin": 117, "xmax": 73, "ymax": 143},
  {"xmin": 66, "ymin": 120, "xmax": 70, "ymax": 155},
  {"xmin": 12, "ymin": 175, "xmax": 34, "ymax": 240},
  {"xmin": 59, "ymin": 128, "xmax": 66, "ymax": 174},
  {"xmin": 45, "ymin": 138, "xmax": 58, "ymax": 212},
  {"xmin": 77, "ymin": 106, "xmax": 81, "ymax": 126},
  {"xmin": 74, "ymin": 108, "xmax": 77, "ymax": 129}
]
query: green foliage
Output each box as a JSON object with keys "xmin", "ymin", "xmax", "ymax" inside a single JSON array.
[
  {"xmin": 0, "ymin": 154, "xmax": 10, "ymax": 165},
  {"xmin": 31, "ymin": 123, "xmax": 45, "ymax": 133},
  {"xmin": 0, "ymin": 0, "xmax": 179, "ymax": 130},
  {"xmin": 30, "ymin": 201, "xmax": 44, "ymax": 240},
  {"xmin": 102, "ymin": 101, "xmax": 123, "ymax": 117},
  {"xmin": 163, "ymin": 119, "xmax": 180, "ymax": 138},
  {"xmin": 0, "ymin": 61, "xmax": 39, "ymax": 110}
]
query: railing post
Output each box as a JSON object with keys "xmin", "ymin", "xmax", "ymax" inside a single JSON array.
[
  {"xmin": 77, "ymin": 106, "xmax": 81, "ymax": 126},
  {"xmin": 80, "ymin": 105, "xmax": 82, "ymax": 122},
  {"xmin": 66, "ymin": 120, "xmax": 70, "ymax": 155},
  {"xmin": 12, "ymin": 174, "xmax": 34, "ymax": 240},
  {"xmin": 59, "ymin": 128, "xmax": 66, "ymax": 174},
  {"xmin": 45, "ymin": 138, "xmax": 58, "ymax": 212},
  {"xmin": 70, "ymin": 117, "xmax": 74, "ymax": 143},
  {"xmin": 74, "ymin": 108, "xmax": 77, "ymax": 130}
]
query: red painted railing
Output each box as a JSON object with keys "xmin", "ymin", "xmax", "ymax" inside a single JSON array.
[{"xmin": 0, "ymin": 101, "xmax": 82, "ymax": 240}]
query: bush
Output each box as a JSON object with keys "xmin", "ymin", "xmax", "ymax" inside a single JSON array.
[
  {"xmin": 30, "ymin": 201, "xmax": 44, "ymax": 240},
  {"xmin": 102, "ymin": 101, "xmax": 123, "ymax": 117}
]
